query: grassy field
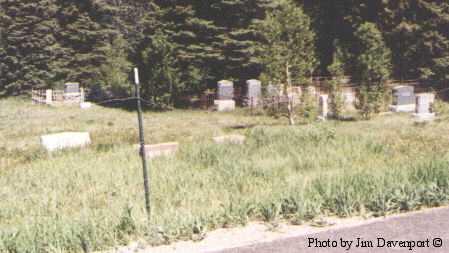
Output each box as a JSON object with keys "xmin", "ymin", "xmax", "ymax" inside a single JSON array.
[{"xmin": 1, "ymin": 97, "xmax": 449, "ymax": 253}]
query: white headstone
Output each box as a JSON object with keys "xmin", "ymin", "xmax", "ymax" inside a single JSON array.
[
  {"xmin": 80, "ymin": 102, "xmax": 92, "ymax": 109},
  {"xmin": 213, "ymin": 135, "xmax": 245, "ymax": 145},
  {"xmin": 414, "ymin": 93, "xmax": 435, "ymax": 122},
  {"xmin": 390, "ymin": 85, "xmax": 416, "ymax": 112},
  {"xmin": 246, "ymin": 79, "xmax": 262, "ymax": 107},
  {"xmin": 41, "ymin": 132, "xmax": 91, "ymax": 152},
  {"xmin": 416, "ymin": 93, "xmax": 434, "ymax": 114},
  {"xmin": 45, "ymin": 89, "xmax": 53, "ymax": 105},
  {"xmin": 319, "ymin": 94, "xmax": 329, "ymax": 120},
  {"xmin": 214, "ymin": 100, "xmax": 235, "ymax": 112},
  {"xmin": 137, "ymin": 142, "xmax": 179, "ymax": 159},
  {"xmin": 217, "ymin": 80, "xmax": 234, "ymax": 100}
]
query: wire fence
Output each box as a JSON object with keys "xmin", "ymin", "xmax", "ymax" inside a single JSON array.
[{"xmin": 30, "ymin": 78, "xmax": 447, "ymax": 111}]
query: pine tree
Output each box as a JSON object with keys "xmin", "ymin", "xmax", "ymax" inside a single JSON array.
[
  {"xmin": 153, "ymin": 0, "xmax": 218, "ymax": 99},
  {"xmin": 97, "ymin": 35, "xmax": 132, "ymax": 97},
  {"xmin": 355, "ymin": 22, "xmax": 392, "ymax": 119},
  {"xmin": 0, "ymin": 0, "xmax": 58, "ymax": 94},
  {"xmin": 141, "ymin": 29, "xmax": 179, "ymax": 107},
  {"xmin": 206, "ymin": 0, "xmax": 271, "ymax": 82},
  {"xmin": 0, "ymin": 7, "xmax": 7, "ymax": 93},
  {"xmin": 379, "ymin": 0, "xmax": 449, "ymax": 82},
  {"xmin": 53, "ymin": 0, "xmax": 113, "ymax": 88},
  {"xmin": 103, "ymin": 0, "xmax": 160, "ymax": 63},
  {"xmin": 256, "ymin": 0, "xmax": 317, "ymax": 85},
  {"xmin": 256, "ymin": 0, "xmax": 318, "ymax": 125},
  {"xmin": 413, "ymin": 1, "xmax": 449, "ymax": 82},
  {"xmin": 327, "ymin": 40, "xmax": 347, "ymax": 119}
]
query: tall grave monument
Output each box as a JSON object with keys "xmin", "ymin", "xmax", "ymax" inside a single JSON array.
[
  {"xmin": 214, "ymin": 80, "xmax": 236, "ymax": 112},
  {"xmin": 245, "ymin": 79, "xmax": 262, "ymax": 107},
  {"xmin": 414, "ymin": 93, "xmax": 435, "ymax": 122},
  {"xmin": 390, "ymin": 86, "xmax": 416, "ymax": 112}
]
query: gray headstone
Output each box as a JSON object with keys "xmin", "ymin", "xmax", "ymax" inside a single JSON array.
[
  {"xmin": 246, "ymin": 79, "xmax": 262, "ymax": 106},
  {"xmin": 65, "ymin": 82, "xmax": 80, "ymax": 94},
  {"xmin": 392, "ymin": 86, "xmax": 415, "ymax": 105},
  {"xmin": 416, "ymin": 93, "xmax": 434, "ymax": 114},
  {"xmin": 217, "ymin": 80, "xmax": 234, "ymax": 100},
  {"xmin": 266, "ymin": 84, "xmax": 280, "ymax": 97},
  {"xmin": 246, "ymin": 79, "xmax": 262, "ymax": 98},
  {"xmin": 319, "ymin": 95, "xmax": 329, "ymax": 119}
]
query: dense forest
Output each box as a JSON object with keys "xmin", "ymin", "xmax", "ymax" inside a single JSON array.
[{"xmin": 0, "ymin": 0, "xmax": 448, "ymax": 105}]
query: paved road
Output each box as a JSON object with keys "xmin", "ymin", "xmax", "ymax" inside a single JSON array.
[{"xmin": 213, "ymin": 208, "xmax": 449, "ymax": 253}]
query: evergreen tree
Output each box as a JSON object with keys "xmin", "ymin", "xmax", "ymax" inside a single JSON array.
[
  {"xmin": 0, "ymin": 0, "xmax": 447, "ymax": 97},
  {"xmin": 103, "ymin": 0, "xmax": 160, "ymax": 63},
  {"xmin": 327, "ymin": 40, "xmax": 347, "ymax": 119},
  {"xmin": 141, "ymin": 29, "xmax": 179, "ymax": 107},
  {"xmin": 256, "ymin": 0, "xmax": 317, "ymax": 85},
  {"xmin": 256, "ymin": 0, "xmax": 317, "ymax": 125},
  {"xmin": 206, "ymin": 0, "xmax": 271, "ymax": 82},
  {"xmin": 53, "ymin": 0, "xmax": 113, "ymax": 88},
  {"xmin": 97, "ymin": 35, "xmax": 132, "ymax": 97},
  {"xmin": 0, "ymin": 7, "xmax": 7, "ymax": 93},
  {"xmin": 379, "ymin": 0, "xmax": 449, "ymax": 82},
  {"xmin": 153, "ymin": 0, "xmax": 218, "ymax": 98},
  {"xmin": 355, "ymin": 22, "xmax": 392, "ymax": 119},
  {"xmin": 0, "ymin": 0, "xmax": 57, "ymax": 94}
]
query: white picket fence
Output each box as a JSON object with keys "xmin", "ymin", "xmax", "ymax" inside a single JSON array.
[{"xmin": 32, "ymin": 88, "xmax": 86, "ymax": 105}]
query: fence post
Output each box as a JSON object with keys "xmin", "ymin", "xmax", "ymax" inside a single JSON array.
[
  {"xmin": 32, "ymin": 90, "xmax": 36, "ymax": 104},
  {"xmin": 80, "ymin": 88, "xmax": 85, "ymax": 103},
  {"xmin": 134, "ymin": 68, "xmax": 152, "ymax": 224},
  {"xmin": 45, "ymin": 89, "xmax": 53, "ymax": 105},
  {"xmin": 250, "ymin": 97, "xmax": 254, "ymax": 115},
  {"xmin": 277, "ymin": 95, "xmax": 281, "ymax": 113}
]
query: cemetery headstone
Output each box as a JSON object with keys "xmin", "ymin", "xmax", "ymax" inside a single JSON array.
[
  {"xmin": 214, "ymin": 100, "xmax": 236, "ymax": 112},
  {"xmin": 45, "ymin": 89, "xmax": 53, "ymax": 105},
  {"xmin": 213, "ymin": 135, "xmax": 246, "ymax": 145},
  {"xmin": 41, "ymin": 132, "xmax": 91, "ymax": 152},
  {"xmin": 138, "ymin": 142, "xmax": 179, "ymax": 159},
  {"xmin": 342, "ymin": 87, "xmax": 357, "ymax": 111},
  {"xmin": 319, "ymin": 94, "xmax": 329, "ymax": 120},
  {"xmin": 65, "ymin": 82, "xmax": 80, "ymax": 94},
  {"xmin": 80, "ymin": 102, "xmax": 92, "ymax": 109},
  {"xmin": 414, "ymin": 93, "xmax": 435, "ymax": 122},
  {"xmin": 217, "ymin": 80, "xmax": 234, "ymax": 100},
  {"xmin": 246, "ymin": 79, "xmax": 262, "ymax": 107},
  {"xmin": 390, "ymin": 85, "xmax": 416, "ymax": 112},
  {"xmin": 64, "ymin": 82, "xmax": 82, "ymax": 103},
  {"xmin": 266, "ymin": 84, "xmax": 280, "ymax": 97},
  {"xmin": 215, "ymin": 80, "xmax": 235, "ymax": 112}
]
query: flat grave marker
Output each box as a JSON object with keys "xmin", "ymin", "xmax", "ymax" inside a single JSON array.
[
  {"xmin": 213, "ymin": 134, "xmax": 246, "ymax": 145},
  {"xmin": 137, "ymin": 142, "xmax": 179, "ymax": 159},
  {"xmin": 41, "ymin": 132, "xmax": 91, "ymax": 152}
]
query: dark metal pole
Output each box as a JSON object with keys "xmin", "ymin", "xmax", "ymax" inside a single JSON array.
[{"xmin": 134, "ymin": 68, "xmax": 151, "ymax": 222}]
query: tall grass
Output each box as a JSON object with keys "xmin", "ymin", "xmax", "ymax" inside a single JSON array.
[{"xmin": 1, "ymin": 98, "xmax": 449, "ymax": 253}]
